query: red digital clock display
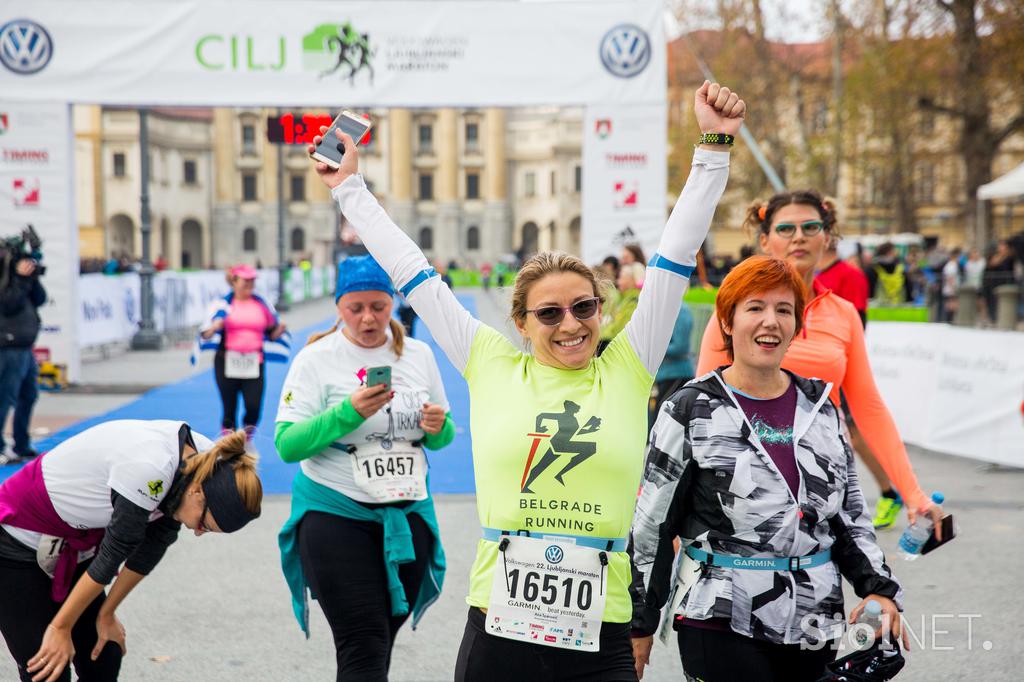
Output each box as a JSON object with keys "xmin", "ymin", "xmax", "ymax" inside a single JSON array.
[{"xmin": 266, "ymin": 113, "xmax": 373, "ymax": 145}]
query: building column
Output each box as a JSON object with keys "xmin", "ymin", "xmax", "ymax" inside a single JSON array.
[
  {"xmin": 483, "ymin": 108, "xmax": 511, "ymax": 262},
  {"xmin": 387, "ymin": 109, "xmax": 416, "ymax": 239},
  {"xmin": 168, "ymin": 219, "xmax": 183, "ymax": 270},
  {"xmin": 434, "ymin": 109, "xmax": 461, "ymax": 262}
]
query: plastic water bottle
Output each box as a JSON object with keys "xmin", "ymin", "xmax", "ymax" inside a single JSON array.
[
  {"xmin": 898, "ymin": 492, "xmax": 944, "ymax": 560},
  {"xmin": 854, "ymin": 599, "xmax": 883, "ymax": 647}
]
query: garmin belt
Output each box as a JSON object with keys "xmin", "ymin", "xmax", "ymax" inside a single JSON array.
[{"xmin": 685, "ymin": 545, "xmax": 832, "ymax": 571}]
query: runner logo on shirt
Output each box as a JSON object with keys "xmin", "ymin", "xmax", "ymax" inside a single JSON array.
[
  {"xmin": 283, "ymin": 390, "xmax": 294, "ymax": 406},
  {"xmin": 147, "ymin": 480, "xmax": 164, "ymax": 496},
  {"xmin": 520, "ymin": 400, "xmax": 601, "ymax": 493}
]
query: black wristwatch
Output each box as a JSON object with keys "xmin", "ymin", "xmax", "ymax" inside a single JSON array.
[{"xmin": 698, "ymin": 132, "xmax": 735, "ymax": 146}]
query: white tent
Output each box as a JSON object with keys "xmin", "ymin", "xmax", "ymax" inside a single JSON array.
[{"xmin": 978, "ymin": 162, "xmax": 1024, "ymax": 200}]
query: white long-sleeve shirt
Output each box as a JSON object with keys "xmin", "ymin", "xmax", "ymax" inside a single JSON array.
[{"xmin": 331, "ymin": 148, "xmax": 730, "ymax": 377}]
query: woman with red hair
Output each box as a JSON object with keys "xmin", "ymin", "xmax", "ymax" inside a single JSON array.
[
  {"xmin": 697, "ymin": 191, "xmax": 942, "ymax": 532},
  {"xmin": 630, "ymin": 256, "xmax": 905, "ymax": 681}
]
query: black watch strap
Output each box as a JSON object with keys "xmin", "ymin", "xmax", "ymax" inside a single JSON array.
[{"xmin": 698, "ymin": 132, "xmax": 735, "ymax": 146}]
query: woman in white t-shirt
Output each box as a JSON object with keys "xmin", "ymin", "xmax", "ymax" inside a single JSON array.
[
  {"xmin": 0, "ymin": 421, "xmax": 262, "ymax": 682},
  {"xmin": 276, "ymin": 255, "xmax": 455, "ymax": 681}
]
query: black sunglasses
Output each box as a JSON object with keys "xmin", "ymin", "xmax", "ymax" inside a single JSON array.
[
  {"xmin": 773, "ymin": 219, "xmax": 826, "ymax": 238},
  {"xmin": 526, "ymin": 297, "xmax": 601, "ymax": 326}
]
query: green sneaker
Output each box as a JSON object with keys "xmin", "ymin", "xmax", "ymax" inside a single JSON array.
[{"xmin": 872, "ymin": 495, "xmax": 903, "ymax": 529}]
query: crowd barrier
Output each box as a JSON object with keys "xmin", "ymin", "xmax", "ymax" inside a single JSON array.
[
  {"xmin": 865, "ymin": 323, "xmax": 1024, "ymax": 467},
  {"xmin": 78, "ymin": 266, "xmax": 335, "ymax": 349}
]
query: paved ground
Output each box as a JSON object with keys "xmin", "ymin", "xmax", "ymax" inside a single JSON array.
[{"xmin": 2, "ymin": 289, "xmax": 1022, "ymax": 680}]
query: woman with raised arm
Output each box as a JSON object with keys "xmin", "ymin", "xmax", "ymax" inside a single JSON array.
[
  {"xmin": 310, "ymin": 81, "xmax": 744, "ymax": 681},
  {"xmin": 0, "ymin": 422, "xmax": 262, "ymax": 682}
]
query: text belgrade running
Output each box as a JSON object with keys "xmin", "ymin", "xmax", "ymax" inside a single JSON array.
[{"xmin": 519, "ymin": 499, "xmax": 603, "ymax": 514}]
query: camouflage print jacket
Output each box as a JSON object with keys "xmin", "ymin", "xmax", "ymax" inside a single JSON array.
[{"xmin": 629, "ymin": 369, "xmax": 902, "ymax": 646}]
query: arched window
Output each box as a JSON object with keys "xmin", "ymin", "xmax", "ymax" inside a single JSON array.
[
  {"xmin": 466, "ymin": 225, "xmax": 480, "ymax": 251},
  {"xmin": 243, "ymin": 227, "xmax": 257, "ymax": 252},
  {"xmin": 290, "ymin": 226, "xmax": 305, "ymax": 252},
  {"xmin": 419, "ymin": 227, "xmax": 433, "ymax": 250}
]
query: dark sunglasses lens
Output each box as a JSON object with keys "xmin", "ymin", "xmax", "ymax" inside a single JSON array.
[
  {"xmin": 534, "ymin": 307, "xmax": 564, "ymax": 325},
  {"xmin": 775, "ymin": 224, "xmax": 796, "ymax": 237},
  {"xmin": 572, "ymin": 299, "xmax": 599, "ymax": 320}
]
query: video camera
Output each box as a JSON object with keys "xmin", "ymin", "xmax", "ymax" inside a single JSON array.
[{"xmin": 0, "ymin": 224, "xmax": 44, "ymax": 289}]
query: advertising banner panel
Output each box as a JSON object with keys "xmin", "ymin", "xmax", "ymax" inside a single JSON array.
[
  {"xmin": 0, "ymin": 101, "xmax": 78, "ymax": 378},
  {"xmin": 867, "ymin": 323, "xmax": 1024, "ymax": 467},
  {"xmin": 0, "ymin": 2, "xmax": 665, "ymax": 108},
  {"xmin": 582, "ymin": 103, "xmax": 667, "ymax": 265}
]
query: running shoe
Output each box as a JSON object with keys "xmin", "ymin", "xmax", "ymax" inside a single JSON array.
[
  {"xmin": 0, "ymin": 448, "xmax": 37, "ymax": 466},
  {"xmin": 872, "ymin": 494, "xmax": 903, "ymax": 530}
]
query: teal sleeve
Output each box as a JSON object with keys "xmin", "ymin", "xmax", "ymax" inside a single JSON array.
[
  {"xmin": 421, "ymin": 413, "xmax": 455, "ymax": 451},
  {"xmin": 275, "ymin": 397, "xmax": 366, "ymax": 463}
]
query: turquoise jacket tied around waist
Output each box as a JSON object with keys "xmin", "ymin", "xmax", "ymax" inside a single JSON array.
[{"xmin": 278, "ymin": 470, "xmax": 446, "ymax": 636}]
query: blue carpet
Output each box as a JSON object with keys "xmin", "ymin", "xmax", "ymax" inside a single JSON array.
[{"xmin": 1, "ymin": 297, "xmax": 477, "ymax": 494}]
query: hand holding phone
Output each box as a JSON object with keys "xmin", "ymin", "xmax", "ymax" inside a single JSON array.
[
  {"xmin": 921, "ymin": 514, "xmax": 956, "ymax": 555},
  {"xmin": 311, "ymin": 110, "xmax": 372, "ymax": 170},
  {"xmin": 366, "ymin": 366, "xmax": 392, "ymax": 391}
]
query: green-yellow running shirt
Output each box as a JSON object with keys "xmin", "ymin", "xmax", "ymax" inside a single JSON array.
[
  {"xmin": 464, "ymin": 326, "xmax": 653, "ymax": 621},
  {"xmin": 329, "ymin": 147, "xmax": 730, "ymax": 624}
]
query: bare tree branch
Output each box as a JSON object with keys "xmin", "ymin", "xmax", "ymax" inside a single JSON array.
[
  {"xmin": 994, "ymin": 111, "xmax": 1024, "ymax": 146},
  {"xmin": 918, "ymin": 95, "xmax": 966, "ymax": 120}
]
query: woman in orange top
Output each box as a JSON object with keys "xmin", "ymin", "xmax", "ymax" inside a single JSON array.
[{"xmin": 696, "ymin": 189, "xmax": 943, "ymax": 530}]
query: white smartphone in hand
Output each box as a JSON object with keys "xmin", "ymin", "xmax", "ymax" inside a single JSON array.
[{"xmin": 311, "ymin": 110, "xmax": 372, "ymax": 169}]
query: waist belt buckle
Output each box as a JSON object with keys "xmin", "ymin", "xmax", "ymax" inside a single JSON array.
[{"xmin": 789, "ymin": 556, "xmax": 802, "ymax": 571}]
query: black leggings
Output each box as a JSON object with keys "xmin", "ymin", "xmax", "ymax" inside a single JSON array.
[
  {"xmin": 213, "ymin": 352, "xmax": 265, "ymax": 431},
  {"xmin": 297, "ymin": 511, "xmax": 432, "ymax": 682},
  {"xmin": 0, "ymin": 556, "xmax": 122, "ymax": 681},
  {"xmin": 455, "ymin": 607, "xmax": 638, "ymax": 682},
  {"xmin": 678, "ymin": 626, "xmax": 837, "ymax": 682}
]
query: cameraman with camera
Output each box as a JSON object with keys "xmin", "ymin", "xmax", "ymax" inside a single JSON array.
[{"xmin": 0, "ymin": 227, "xmax": 46, "ymax": 466}]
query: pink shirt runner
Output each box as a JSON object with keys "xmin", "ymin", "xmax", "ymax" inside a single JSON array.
[{"xmin": 224, "ymin": 298, "xmax": 273, "ymax": 358}]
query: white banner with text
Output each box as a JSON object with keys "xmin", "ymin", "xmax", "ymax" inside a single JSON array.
[
  {"xmin": 0, "ymin": 100, "xmax": 78, "ymax": 379},
  {"xmin": 0, "ymin": 2, "xmax": 665, "ymax": 108},
  {"xmin": 866, "ymin": 323, "xmax": 1024, "ymax": 467},
  {"xmin": 582, "ymin": 103, "xmax": 667, "ymax": 265}
]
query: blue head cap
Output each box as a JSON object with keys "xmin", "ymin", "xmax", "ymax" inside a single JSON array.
[{"xmin": 335, "ymin": 255, "xmax": 395, "ymax": 302}]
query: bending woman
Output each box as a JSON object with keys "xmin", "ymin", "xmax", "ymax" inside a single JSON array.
[
  {"xmin": 631, "ymin": 257, "xmax": 906, "ymax": 682},
  {"xmin": 0, "ymin": 421, "xmax": 262, "ymax": 682},
  {"xmin": 696, "ymin": 192, "xmax": 942, "ymax": 532},
  {"xmin": 309, "ymin": 81, "xmax": 743, "ymax": 681},
  {"xmin": 276, "ymin": 256, "xmax": 454, "ymax": 681}
]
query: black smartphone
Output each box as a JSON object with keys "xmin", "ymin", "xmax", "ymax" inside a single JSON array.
[
  {"xmin": 366, "ymin": 366, "xmax": 391, "ymax": 391},
  {"xmin": 920, "ymin": 514, "xmax": 956, "ymax": 555},
  {"xmin": 311, "ymin": 110, "xmax": 372, "ymax": 169}
]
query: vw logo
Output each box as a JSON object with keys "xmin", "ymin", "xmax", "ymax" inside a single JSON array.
[
  {"xmin": 599, "ymin": 24, "xmax": 651, "ymax": 79},
  {"xmin": 544, "ymin": 545, "xmax": 564, "ymax": 564},
  {"xmin": 0, "ymin": 19, "xmax": 53, "ymax": 75}
]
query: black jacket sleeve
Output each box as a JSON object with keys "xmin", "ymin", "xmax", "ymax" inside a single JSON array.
[
  {"xmin": 123, "ymin": 514, "xmax": 181, "ymax": 576},
  {"xmin": 0, "ymin": 277, "xmax": 31, "ymax": 316},
  {"xmin": 87, "ymin": 492, "xmax": 151, "ymax": 585},
  {"xmin": 29, "ymin": 278, "xmax": 46, "ymax": 308},
  {"xmin": 827, "ymin": 428, "xmax": 902, "ymax": 605},
  {"xmin": 87, "ymin": 492, "xmax": 182, "ymax": 583}
]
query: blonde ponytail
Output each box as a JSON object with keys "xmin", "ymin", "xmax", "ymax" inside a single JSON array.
[
  {"xmin": 388, "ymin": 318, "xmax": 405, "ymax": 358},
  {"xmin": 184, "ymin": 430, "xmax": 262, "ymax": 517},
  {"xmin": 306, "ymin": 319, "xmax": 341, "ymax": 347}
]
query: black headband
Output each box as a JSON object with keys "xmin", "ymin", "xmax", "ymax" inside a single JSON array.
[{"xmin": 201, "ymin": 461, "xmax": 259, "ymax": 533}]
